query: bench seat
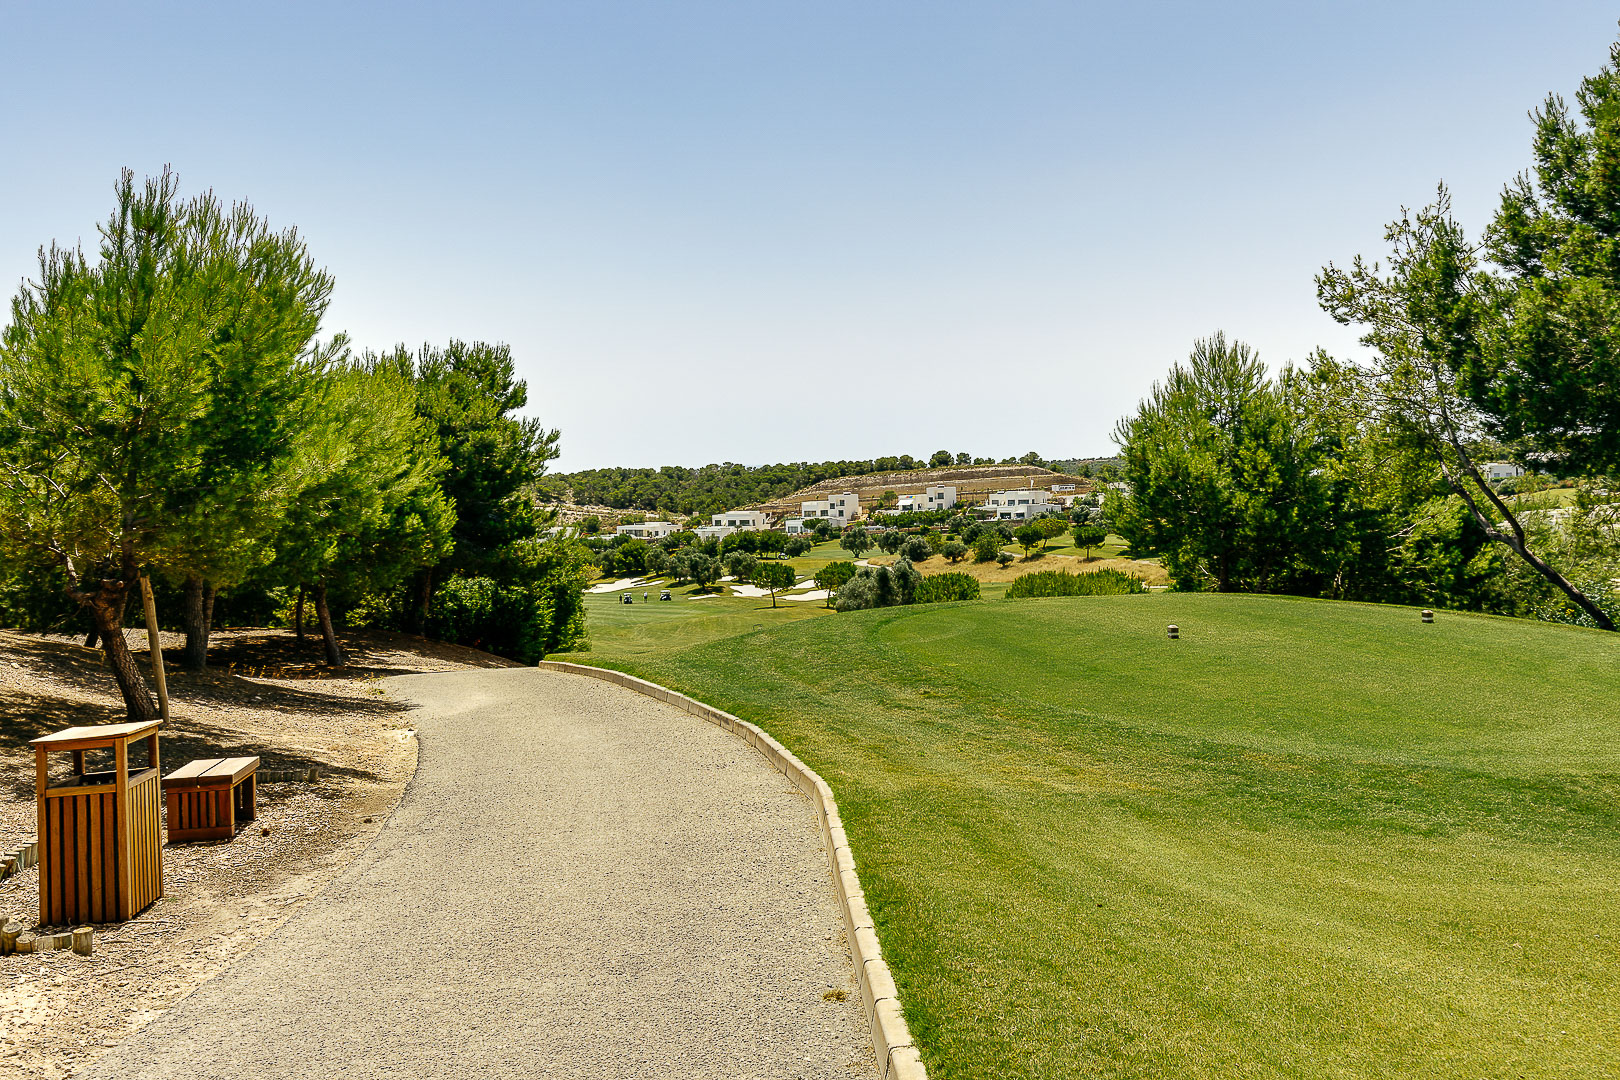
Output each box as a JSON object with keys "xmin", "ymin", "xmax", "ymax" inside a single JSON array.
[{"xmin": 162, "ymin": 757, "xmax": 260, "ymax": 842}]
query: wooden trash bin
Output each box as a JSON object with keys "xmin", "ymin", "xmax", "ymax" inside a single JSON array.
[
  {"xmin": 31, "ymin": 720, "xmax": 164, "ymax": 925},
  {"xmin": 162, "ymin": 757, "xmax": 260, "ymax": 842}
]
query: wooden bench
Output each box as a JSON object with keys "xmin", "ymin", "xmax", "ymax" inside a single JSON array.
[{"xmin": 162, "ymin": 757, "xmax": 259, "ymax": 842}]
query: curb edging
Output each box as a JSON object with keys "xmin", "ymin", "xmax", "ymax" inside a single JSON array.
[{"xmin": 534, "ymin": 661, "xmax": 926, "ymax": 1080}]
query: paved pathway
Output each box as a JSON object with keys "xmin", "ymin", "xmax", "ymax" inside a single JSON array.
[{"xmin": 87, "ymin": 668, "xmax": 871, "ymax": 1079}]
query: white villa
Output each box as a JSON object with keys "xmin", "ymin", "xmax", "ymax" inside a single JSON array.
[
  {"xmin": 711, "ymin": 509, "xmax": 771, "ymax": 531},
  {"xmin": 694, "ymin": 525, "xmax": 735, "ymax": 541},
  {"xmin": 980, "ymin": 489, "xmax": 1055, "ymax": 521},
  {"xmin": 613, "ymin": 520, "xmax": 679, "ymax": 540},
  {"xmin": 893, "ymin": 484, "xmax": 958, "ymax": 513},
  {"xmin": 1483, "ymin": 462, "xmax": 1526, "ymax": 481},
  {"xmin": 785, "ymin": 491, "xmax": 861, "ymax": 534}
]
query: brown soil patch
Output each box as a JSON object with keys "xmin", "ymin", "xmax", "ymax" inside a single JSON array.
[
  {"xmin": 0, "ymin": 627, "xmax": 517, "ymax": 1079},
  {"xmin": 868, "ymin": 551, "xmax": 1170, "ymax": 587}
]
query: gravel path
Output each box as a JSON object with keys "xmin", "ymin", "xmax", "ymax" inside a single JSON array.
[{"xmin": 84, "ymin": 667, "xmax": 871, "ymax": 1079}]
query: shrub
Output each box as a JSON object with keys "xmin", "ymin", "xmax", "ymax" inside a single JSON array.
[
  {"xmin": 1004, "ymin": 568, "xmax": 1147, "ymax": 599},
  {"xmin": 943, "ymin": 540, "xmax": 968, "ymax": 563},
  {"xmin": 996, "ymin": 551, "xmax": 1016, "ymax": 567},
  {"xmin": 915, "ymin": 572, "xmax": 980, "ymax": 603},
  {"xmin": 901, "ymin": 536, "xmax": 932, "ymax": 563},
  {"xmin": 834, "ymin": 557, "xmax": 921, "ymax": 611},
  {"xmin": 973, "ymin": 534, "xmax": 1001, "ymax": 562}
]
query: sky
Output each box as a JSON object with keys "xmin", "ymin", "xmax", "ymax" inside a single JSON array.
[{"xmin": 2, "ymin": 2, "xmax": 1617, "ymax": 471}]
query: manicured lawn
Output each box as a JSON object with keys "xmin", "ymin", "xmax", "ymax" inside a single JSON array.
[
  {"xmin": 567, "ymin": 581, "xmax": 829, "ymax": 661},
  {"xmin": 590, "ymin": 593, "xmax": 1620, "ymax": 1079}
]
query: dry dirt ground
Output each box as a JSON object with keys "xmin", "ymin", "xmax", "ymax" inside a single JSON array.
[
  {"xmin": 869, "ymin": 550, "xmax": 1171, "ymax": 587},
  {"xmin": 0, "ymin": 627, "xmax": 516, "ymax": 1080}
]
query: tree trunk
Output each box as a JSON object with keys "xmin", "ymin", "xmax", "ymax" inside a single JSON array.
[
  {"xmin": 182, "ymin": 573, "xmax": 208, "ymax": 671},
  {"xmin": 313, "ymin": 583, "xmax": 346, "ymax": 667},
  {"xmin": 83, "ymin": 625, "xmax": 98, "ymax": 649},
  {"xmin": 80, "ymin": 579, "xmax": 159, "ymax": 724},
  {"xmin": 203, "ymin": 581, "xmax": 216, "ymax": 637},
  {"xmin": 295, "ymin": 585, "xmax": 305, "ymax": 641}
]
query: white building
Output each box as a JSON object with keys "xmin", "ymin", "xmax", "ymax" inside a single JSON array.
[
  {"xmin": 710, "ymin": 509, "xmax": 771, "ymax": 531},
  {"xmin": 1482, "ymin": 462, "xmax": 1525, "ymax": 481},
  {"xmin": 614, "ymin": 521, "xmax": 678, "ymax": 540},
  {"xmin": 694, "ymin": 525, "xmax": 736, "ymax": 542},
  {"xmin": 784, "ymin": 517, "xmax": 808, "ymax": 535},
  {"xmin": 798, "ymin": 491, "xmax": 860, "ymax": 524},
  {"xmin": 893, "ymin": 484, "xmax": 957, "ymax": 513},
  {"xmin": 980, "ymin": 489, "xmax": 1055, "ymax": 521}
]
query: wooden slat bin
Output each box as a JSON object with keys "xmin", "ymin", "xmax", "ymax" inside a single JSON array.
[
  {"xmin": 162, "ymin": 757, "xmax": 259, "ymax": 842},
  {"xmin": 31, "ymin": 720, "xmax": 165, "ymax": 925}
]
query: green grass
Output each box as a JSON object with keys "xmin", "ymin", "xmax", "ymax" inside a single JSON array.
[
  {"xmin": 566, "ymin": 580, "xmax": 829, "ymax": 661},
  {"xmin": 587, "ymin": 593, "xmax": 1620, "ymax": 1079}
]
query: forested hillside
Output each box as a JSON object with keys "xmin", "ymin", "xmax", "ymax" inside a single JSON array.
[{"xmin": 547, "ymin": 451, "xmax": 1115, "ymax": 516}]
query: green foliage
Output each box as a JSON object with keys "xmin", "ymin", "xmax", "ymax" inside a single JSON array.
[
  {"xmin": 1110, "ymin": 334, "xmax": 1322, "ymax": 593},
  {"xmin": 1013, "ymin": 523, "xmax": 1044, "ymax": 556},
  {"xmin": 0, "ymin": 166, "xmax": 335, "ymax": 596},
  {"xmin": 973, "ymin": 534, "xmax": 1002, "ymax": 562},
  {"xmin": 1071, "ymin": 524, "xmax": 1109, "ymax": 557},
  {"xmin": 877, "ymin": 529, "xmax": 903, "ymax": 555},
  {"xmin": 262, "ymin": 362, "xmax": 456, "ymax": 635},
  {"xmin": 900, "ymin": 536, "xmax": 931, "ymax": 563},
  {"xmin": 551, "ymin": 453, "xmax": 931, "ymax": 517},
  {"xmin": 784, "ymin": 535, "xmax": 813, "ymax": 558},
  {"xmin": 942, "ymin": 540, "xmax": 968, "ymax": 564},
  {"xmin": 1005, "ymin": 568, "xmax": 1148, "ymax": 598},
  {"xmin": 426, "ymin": 540, "xmax": 590, "ymax": 663},
  {"xmin": 839, "ymin": 526, "xmax": 873, "ymax": 560},
  {"xmin": 814, "ymin": 560, "xmax": 857, "ymax": 594},
  {"xmin": 914, "ymin": 572, "xmax": 980, "ymax": 603},
  {"xmin": 724, "ymin": 551, "xmax": 758, "ymax": 583},
  {"xmin": 995, "ymin": 550, "xmax": 1016, "ymax": 567},
  {"xmin": 1474, "ymin": 41, "xmax": 1620, "ymax": 475},
  {"xmin": 834, "ymin": 557, "xmax": 921, "ymax": 611},
  {"xmin": 754, "ymin": 560, "xmax": 796, "ymax": 607}
]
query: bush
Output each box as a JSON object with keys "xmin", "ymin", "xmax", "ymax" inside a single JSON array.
[
  {"xmin": 834, "ymin": 558, "xmax": 921, "ymax": 611},
  {"xmin": 915, "ymin": 572, "xmax": 980, "ymax": 603},
  {"xmin": 973, "ymin": 534, "xmax": 1002, "ymax": 562},
  {"xmin": 942, "ymin": 540, "xmax": 968, "ymax": 563},
  {"xmin": 996, "ymin": 551, "xmax": 1016, "ymax": 567},
  {"xmin": 1004, "ymin": 568, "xmax": 1147, "ymax": 599},
  {"xmin": 901, "ymin": 536, "xmax": 932, "ymax": 562}
]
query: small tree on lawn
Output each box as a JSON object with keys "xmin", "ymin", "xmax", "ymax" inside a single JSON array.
[
  {"xmin": 755, "ymin": 561, "xmax": 795, "ymax": 608},
  {"xmin": 1014, "ymin": 524, "xmax": 1044, "ymax": 557},
  {"xmin": 724, "ymin": 551, "xmax": 758, "ymax": 583},
  {"xmin": 1035, "ymin": 516, "xmax": 1068, "ymax": 549},
  {"xmin": 973, "ymin": 534, "xmax": 1001, "ymax": 562},
  {"xmin": 839, "ymin": 526, "xmax": 872, "ymax": 560},
  {"xmin": 901, "ymin": 536, "xmax": 931, "ymax": 562},
  {"xmin": 814, "ymin": 560, "xmax": 857, "ymax": 607},
  {"xmin": 784, "ymin": 535, "xmax": 813, "ymax": 557},
  {"xmin": 878, "ymin": 530, "xmax": 903, "ymax": 555},
  {"xmin": 1073, "ymin": 524, "xmax": 1108, "ymax": 558},
  {"xmin": 943, "ymin": 540, "xmax": 968, "ymax": 564},
  {"xmin": 996, "ymin": 550, "xmax": 1016, "ymax": 567}
]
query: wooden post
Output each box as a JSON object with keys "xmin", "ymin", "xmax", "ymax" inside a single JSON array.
[
  {"xmin": 1, "ymin": 920, "xmax": 21, "ymax": 953},
  {"xmin": 138, "ymin": 575, "xmax": 169, "ymax": 722},
  {"xmin": 71, "ymin": 926, "xmax": 93, "ymax": 956},
  {"xmin": 114, "ymin": 740, "xmax": 133, "ymax": 922},
  {"xmin": 35, "ymin": 748, "xmax": 48, "ymax": 928}
]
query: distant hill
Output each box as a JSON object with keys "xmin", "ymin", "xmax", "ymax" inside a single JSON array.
[
  {"xmin": 543, "ymin": 453, "xmax": 1114, "ymax": 521},
  {"xmin": 755, "ymin": 465, "xmax": 1093, "ymax": 516}
]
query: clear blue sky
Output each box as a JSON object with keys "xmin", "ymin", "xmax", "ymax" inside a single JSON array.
[{"xmin": 3, "ymin": 2, "xmax": 1616, "ymax": 471}]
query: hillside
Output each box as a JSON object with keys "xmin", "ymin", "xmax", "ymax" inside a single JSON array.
[
  {"xmin": 753, "ymin": 464, "xmax": 1093, "ymax": 516},
  {"xmin": 593, "ymin": 594, "xmax": 1620, "ymax": 1079}
]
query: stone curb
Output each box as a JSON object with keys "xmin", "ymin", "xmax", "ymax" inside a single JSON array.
[{"xmin": 535, "ymin": 661, "xmax": 927, "ymax": 1080}]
